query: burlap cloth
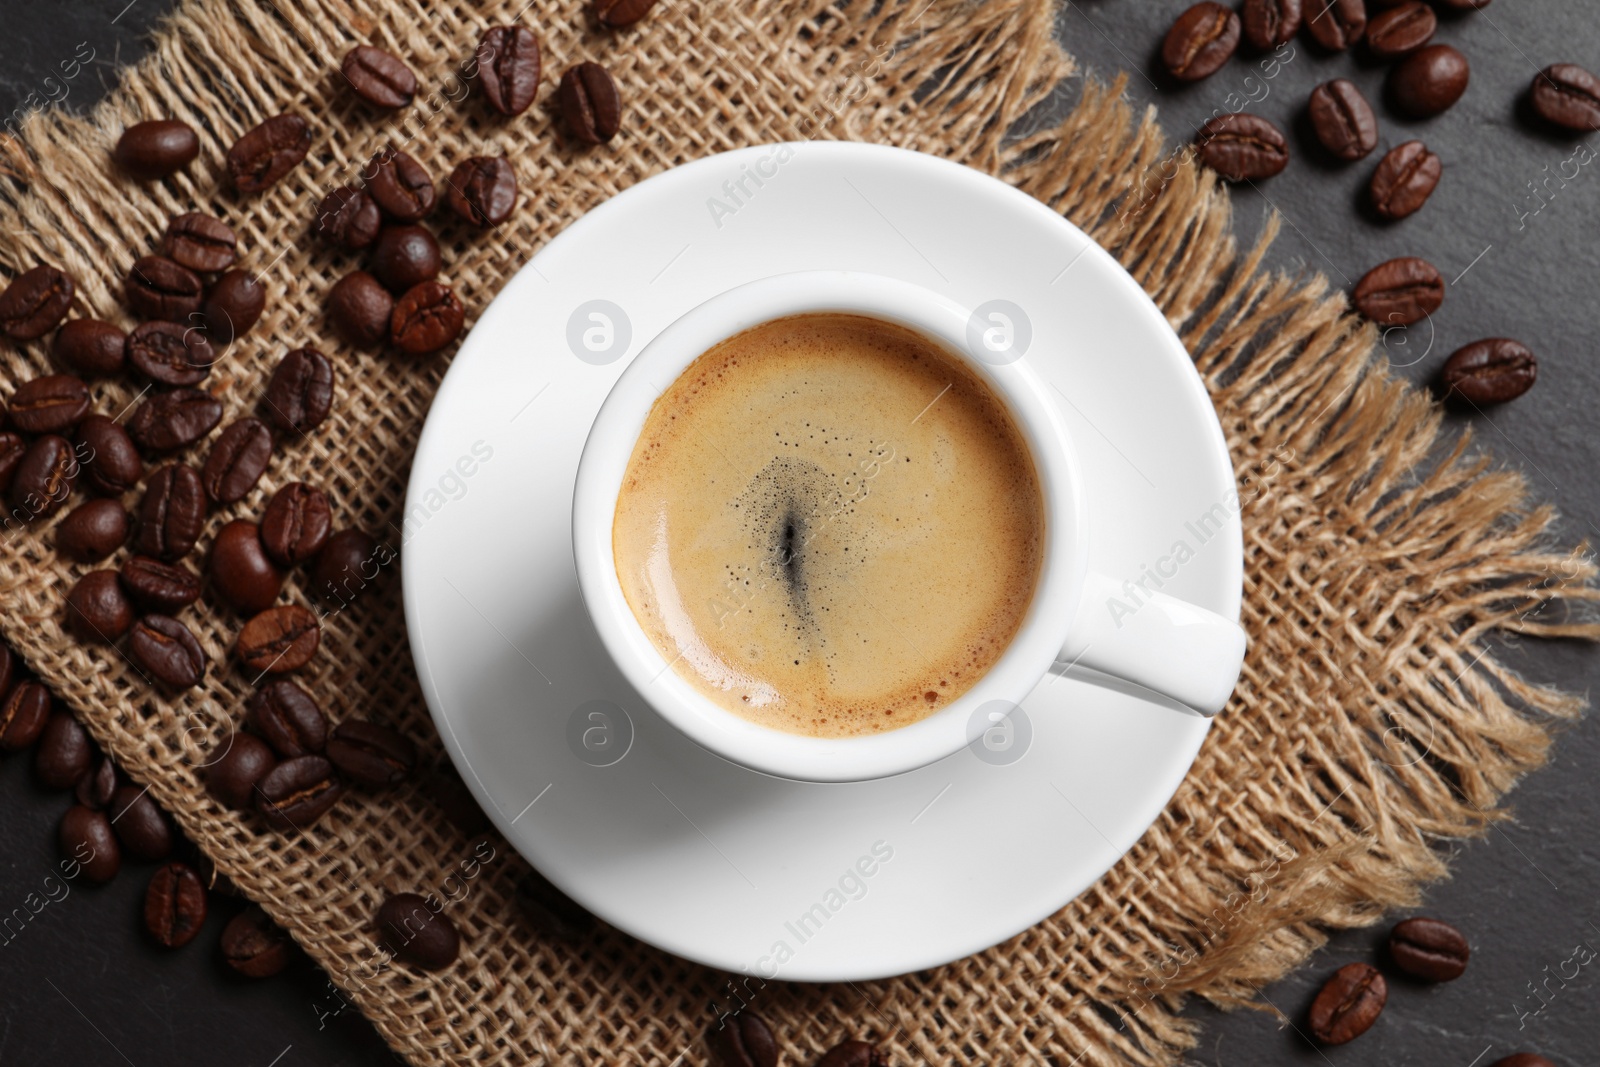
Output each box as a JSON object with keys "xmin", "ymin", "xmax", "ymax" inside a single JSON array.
[{"xmin": 2, "ymin": 0, "xmax": 1596, "ymax": 1063}]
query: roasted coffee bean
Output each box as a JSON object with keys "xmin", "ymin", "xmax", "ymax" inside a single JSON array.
[
  {"xmin": 128, "ymin": 321, "xmax": 216, "ymax": 386},
  {"xmin": 262, "ymin": 348, "xmax": 333, "ymax": 436},
  {"xmin": 205, "ymin": 730, "xmax": 276, "ymax": 809},
  {"xmin": 60, "ymin": 804, "xmax": 121, "ymax": 882},
  {"xmin": 9, "ymin": 435, "xmax": 79, "ymax": 519},
  {"xmin": 707, "ymin": 1012, "xmax": 779, "ymax": 1067},
  {"xmin": 126, "ymin": 255, "xmax": 203, "ymax": 322},
  {"xmin": 1161, "ymin": 3, "xmax": 1239, "ymax": 82},
  {"xmin": 518, "ymin": 869, "xmax": 595, "ymax": 941},
  {"xmin": 1389, "ymin": 44, "xmax": 1468, "ymax": 118},
  {"xmin": 376, "ymin": 892, "xmax": 459, "ymax": 970},
  {"xmin": 228, "ymin": 113, "xmax": 312, "ymax": 193},
  {"xmin": 120, "ymin": 556, "xmax": 202, "ymax": 612},
  {"xmin": 9, "ymin": 373, "xmax": 90, "ymax": 434},
  {"xmin": 311, "ymin": 528, "xmax": 385, "ymax": 604},
  {"xmin": 1305, "ymin": 0, "xmax": 1364, "ymax": 51},
  {"xmin": 53, "ymin": 319, "xmax": 127, "ymax": 376},
  {"xmin": 1366, "ymin": 2, "xmax": 1435, "ymax": 60},
  {"xmin": 1441, "ymin": 339, "xmax": 1537, "ymax": 405},
  {"xmin": 1194, "ymin": 112, "xmax": 1288, "ymax": 181},
  {"xmin": 1436, "ymin": 0, "xmax": 1490, "ymax": 10},
  {"xmin": 221, "ymin": 907, "xmax": 293, "ymax": 977},
  {"xmin": 202, "ymin": 418, "xmax": 273, "ymax": 503},
  {"xmin": 1487, "ymin": 1056, "xmax": 1556, "ymax": 1067},
  {"xmin": 391, "ymin": 281, "xmax": 465, "ymax": 355},
  {"xmin": 261, "ymin": 483, "xmax": 332, "ymax": 567},
  {"xmin": 445, "ymin": 156, "xmax": 518, "ymax": 228},
  {"xmin": 559, "ymin": 63, "xmax": 623, "ymax": 144},
  {"xmin": 1530, "ymin": 64, "xmax": 1600, "ymax": 133},
  {"xmin": 115, "ymin": 119, "xmax": 199, "ymax": 180},
  {"xmin": 0, "ymin": 265, "xmax": 75, "ymax": 341},
  {"xmin": 162, "ymin": 212, "xmax": 238, "ymax": 273},
  {"xmin": 593, "ymin": 0, "xmax": 658, "ymax": 29},
  {"xmin": 1309, "ymin": 79, "xmax": 1378, "ymax": 161},
  {"xmin": 1388, "ymin": 916, "xmax": 1469, "ymax": 980},
  {"xmin": 136, "ymin": 464, "xmax": 205, "ymax": 561},
  {"xmin": 0, "ymin": 644, "xmax": 10, "ymax": 698},
  {"xmin": 127, "ymin": 388, "xmax": 223, "ymax": 452},
  {"xmin": 327, "ymin": 270, "xmax": 393, "ymax": 348},
  {"xmin": 237, "ymin": 604, "xmax": 321, "ymax": 674},
  {"xmin": 57, "ymin": 499, "xmax": 130, "ymax": 563},
  {"xmin": 476, "ymin": 26, "xmax": 542, "ymax": 115},
  {"xmin": 327, "ymin": 720, "xmax": 415, "ymax": 786},
  {"xmin": 342, "ymin": 45, "xmax": 417, "ymax": 109},
  {"xmin": 201, "ymin": 269, "xmax": 266, "ymax": 347},
  {"xmin": 254, "ymin": 754, "xmax": 342, "ymax": 830},
  {"xmin": 144, "ymin": 862, "xmax": 206, "ymax": 948},
  {"xmin": 0, "ymin": 432, "xmax": 23, "ymax": 494},
  {"xmin": 815, "ymin": 1040, "xmax": 888, "ymax": 1067},
  {"xmin": 371, "ymin": 224, "xmax": 441, "ymax": 293},
  {"xmin": 1308, "ymin": 961, "xmax": 1386, "ymax": 1044},
  {"xmin": 431, "ymin": 763, "xmax": 489, "ymax": 835},
  {"xmin": 75, "ymin": 415, "xmax": 143, "ymax": 496},
  {"xmin": 315, "ymin": 185, "xmax": 382, "ymax": 250},
  {"xmin": 209, "ymin": 520, "xmax": 285, "ymax": 613},
  {"xmin": 76, "ymin": 754, "xmax": 118, "ymax": 809},
  {"xmin": 128, "ymin": 614, "xmax": 207, "ymax": 690},
  {"xmin": 248, "ymin": 679, "xmax": 327, "ymax": 757},
  {"xmin": 0, "ymin": 680, "xmax": 50, "ymax": 750},
  {"xmin": 1370, "ymin": 140, "xmax": 1441, "ymax": 220},
  {"xmin": 36, "ymin": 712, "xmax": 92, "ymax": 789},
  {"xmin": 110, "ymin": 783, "xmax": 173, "ymax": 861},
  {"xmin": 1241, "ymin": 0, "xmax": 1299, "ymax": 51},
  {"xmin": 365, "ymin": 148, "xmax": 436, "ymax": 222},
  {"xmin": 1352, "ymin": 257, "xmax": 1443, "ymax": 326}
]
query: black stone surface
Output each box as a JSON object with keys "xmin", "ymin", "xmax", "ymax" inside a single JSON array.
[{"xmin": 0, "ymin": 2, "xmax": 1595, "ymax": 1065}]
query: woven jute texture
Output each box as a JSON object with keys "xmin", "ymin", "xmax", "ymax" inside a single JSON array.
[{"xmin": 2, "ymin": 0, "xmax": 1596, "ymax": 1063}]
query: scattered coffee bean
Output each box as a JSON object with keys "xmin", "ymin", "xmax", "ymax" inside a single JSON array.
[
  {"xmin": 431, "ymin": 762, "xmax": 488, "ymax": 836},
  {"xmin": 110, "ymin": 783, "xmax": 173, "ymax": 861},
  {"xmin": 1530, "ymin": 64, "xmax": 1600, "ymax": 133},
  {"xmin": 1370, "ymin": 140, "xmax": 1440, "ymax": 220},
  {"xmin": 201, "ymin": 268, "xmax": 266, "ymax": 346},
  {"xmin": 221, "ymin": 907, "xmax": 293, "ymax": 977},
  {"xmin": 254, "ymin": 754, "xmax": 342, "ymax": 830},
  {"xmin": 1352, "ymin": 256, "xmax": 1443, "ymax": 325},
  {"xmin": 247, "ymin": 679, "xmax": 326, "ymax": 757},
  {"xmin": 1388, "ymin": 916, "xmax": 1469, "ymax": 981},
  {"xmin": 75, "ymin": 414, "xmax": 143, "ymax": 495},
  {"xmin": 1241, "ymin": 0, "xmax": 1299, "ymax": 51},
  {"xmin": 1305, "ymin": 0, "xmax": 1365, "ymax": 51},
  {"xmin": 445, "ymin": 156, "xmax": 518, "ymax": 228},
  {"xmin": 1440, "ymin": 338, "xmax": 1537, "ymax": 405},
  {"xmin": 57, "ymin": 499, "xmax": 130, "ymax": 563},
  {"xmin": 311, "ymin": 528, "xmax": 384, "ymax": 604},
  {"xmin": 376, "ymin": 891, "xmax": 459, "ymax": 970},
  {"xmin": 1487, "ymin": 1056, "xmax": 1556, "ymax": 1067},
  {"xmin": 708, "ymin": 1012, "xmax": 779, "ymax": 1067},
  {"xmin": 517, "ymin": 869, "xmax": 596, "ymax": 941},
  {"xmin": 260, "ymin": 482, "xmax": 332, "ymax": 567},
  {"xmin": 559, "ymin": 63, "xmax": 622, "ymax": 144},
  {"xmin": 205, "ymin": 730, "xmax": 276, "ymax": 809},
  {"xmin": 1389, "ymin": 43, "xmax": 1468, "ymax": 119},
  {"xmin": 1161, "ymin": 3, "xmax": 1239, "ymax": 82},
  {"xmin": 144, "ymin": 862, "xmax": 206, "ymax": 948},
  {"xmin": 9, "ymin": 435, "xmax": 79, "ymax": 519},
  {"xmin": 0, "ymin": 432, "xmax": 23, "ymax": 494},
  {"xmin": 327, "ymin": 270, "xmax": 393, "ymax": 348},
  {"xmin": 365, "ymin": 148, "xmax": 436, "ymax": 222},
  {"xmin": 53, "ymin": 319, "xmax": 127, "ymax": 376},
  {"xmin": 162, "ymin": 212, "xmax": 238, "ymax": 273},
  {"xmin": 1309, "ymin": 79, "xmax": 1378, "ymax": 161},
  {"xmin": 371, "ymin": 224, "xmax": 441, "ymax": 293},
  {"xmin": 60, "ymin": 804, "xmax": 121, "ymax": 882},
  {"xmin": 1308, "ymin": 961, "xmax": 1386, "ymax": 1044},
  {"xmin": 114, "ymin": 119, "xmax": 199, "ymax": 180},
  {"xmin": 127, "ymin": 388, "xmax": 223, "ymax": 453},
  {"xmin": 262, "ymin": 347, "xmax": 334, "ymax": 436},
  {"xmin": 128, "ymin": 614, "xmax": 207, "ymax": 690},
  {"xmin": 0, "ymin": 265, "xmax": 75, "ymax": 341},
  {"xmin": 69, "ymin": 576, "xmax": 131, "ymax": 647},
  {"xmin": 36, "ymin": 711, "xmax": 92, "ymax": 789},
  {"xmin": 237, "ymin": 604, "xmax": 321, "ymax": 674},
  {"xmin": 1194, "ymin": 112, "xmax": 1288, "ymax": 181},
  {"xmin": 228, "ymin": 113, "xmax": 312, "ymax": 193},
  {"xmin": 76, "ymin": 754, "xmax": 118, "ymax": 809},
  {"xmin": 341, "ymin": 45, "xmax": 417, "ymax": 109},
  {"xmin": 126, "ymin": 254, "xmax": 203, "ymax": 322},
  {"xmin": 326, "ymin": 720, "xmax": 415, "ymax": 786},
  {"xmin": 136, "ymin": 463, "xmax": 205, "ymax": 561},
  {"xmin": 9, "ymin": 373, "xmax": 90, "ymax": 434},
  {"xmin": 391, "ymin": 280, "xmax": 465, "ymax": 355},
  {"xmin": 0, "ymin": 680, "xmax": 51, "ymax": 750},
  {"xmin": 209, "ymin": 519, "xmax": 285, "ymax": 614},
  {"xmin": 202, "ymin": 417, "xmax": 273, "ymax": 503},
  {"xmin": 593, "ymin": 0, "xmax": 658, "ymax": 29},
  {"xmin": 815, "ymin": 1040, "xmax": 888, "ymax": 1067},
  {"xmin": 1436, "ymin": 0, "xmax": 1490, "ymax": 10},
  {"xmin": 128, "ymin": 320, "xmax": 216, "ymax": 386},
  {"xmin": 316, "ymin": 185, "xmax": 382, "ymax": 250},
  {"xmin": 476, "ymin": 26, "xmax": 542, "ymax": 115},
  {"xmin": 1365, "ymin": 2, "xmax": 1435, "ymax": 61},
  {"xmin": 120, "ymin": 556, "xmax": 202, "ymax": 613}
]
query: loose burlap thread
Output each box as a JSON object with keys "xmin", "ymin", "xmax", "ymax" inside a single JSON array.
[{"xmin": 2, "ymin": 0, "xmax": 1596, "ymax": 1063}]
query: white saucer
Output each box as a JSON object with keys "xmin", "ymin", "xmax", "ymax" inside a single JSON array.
[{"xmin": 402, "ymin": 142, "xmax": 1241, "ymax": 981}]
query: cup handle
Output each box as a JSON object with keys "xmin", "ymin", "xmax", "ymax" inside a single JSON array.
[{"xmin": 1057, "ymin": 571, "xmax": 1246, "ymax": 716}]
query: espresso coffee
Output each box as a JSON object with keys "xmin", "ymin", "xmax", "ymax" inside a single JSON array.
[{"xmin": 612, "ymin": 313, "xmax": 1044, "ymax": 738}]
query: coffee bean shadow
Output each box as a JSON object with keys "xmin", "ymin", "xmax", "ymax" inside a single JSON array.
[{"xmin": 1350, "ymin": 172, "xmax": 1396, "ymax": 227}]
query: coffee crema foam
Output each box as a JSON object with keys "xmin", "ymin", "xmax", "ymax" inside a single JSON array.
[{"xmin": 612, "ymin": 314, "xmax": 1044, "ymax": 738}]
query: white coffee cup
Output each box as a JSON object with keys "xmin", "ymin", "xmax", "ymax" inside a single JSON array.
[{"xmin": 573, "ymin": 271, "xmax": 1245, "ymax": 782}]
